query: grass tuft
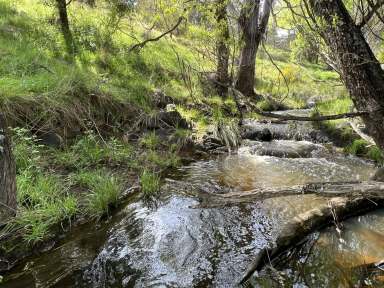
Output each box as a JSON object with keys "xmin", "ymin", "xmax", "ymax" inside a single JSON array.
[{"xmin": 140, "ymin": 170, "xmax": 160, "ymax": 197}]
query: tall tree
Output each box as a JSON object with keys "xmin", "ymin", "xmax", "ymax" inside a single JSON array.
[
  {"xmin": 305, "ymin": 0, "xmax": 384, "ymax": 149},
  {"xmin": 235, "ymin": 0, "xmax": 273, "ymax": 99},
  {"xmin": 215, "ymin": 0, "xmax": 230, "ymax": 96},
  {"xmin": 0, "ymin": 114, "xmax": 16, "ymax": 222},
  {"xmin": 55, "ymin": 0, "xmax": 75, "ymax": 57}
]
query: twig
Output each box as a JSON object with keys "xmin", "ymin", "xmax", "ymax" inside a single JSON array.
[{"xmin": 129, "ymin": 17, "xmax": 184, "ymax": 52}]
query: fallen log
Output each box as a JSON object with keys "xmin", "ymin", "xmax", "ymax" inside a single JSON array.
[
  {"xmin": 237, "ymin": 182, "xmax": 384, "ymax": 285},
  {"xmin": 230, "ymin": 87, "xmax": 372, "ymax": 122},
  {"xmin": 198, "ymin": 181, "xmax": 384, "ymax": 207}
]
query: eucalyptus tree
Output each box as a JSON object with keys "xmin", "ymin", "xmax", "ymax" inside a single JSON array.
[
  {"xmin": 215, "ymin": 0, "xmax": 231, "ymax": 96},
  {"xmin": 300, "ymin": 0, "xmax": 384, "ymax": 149},
  {"xmin": 235, "ymin": 0, "xmax": 274, "ymax": 99},
  {"xmin": 55, "ymin": 0, "xmax": 75, "ymax": 57},
  {"xmin": 0, "ymin": 114, "xmax": 16, "ymax": 222}
]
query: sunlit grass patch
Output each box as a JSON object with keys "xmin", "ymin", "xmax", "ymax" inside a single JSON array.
[
  {"xmin": 9, "ymin": 172, "xmax": 78, "ymax": 244},
  {"xmin": 139, "ymin": 131, "xmax": 160, "ymax": 150},
  {"xmin": 55, "ymin": 132, "xmax": 134, "ymax": 169},
  {"xmin": 73, "ymin": 170, "xmax": 122, "ymax": 218},
  {"xmin": 140, "ymin": 170, "xmax": 160, "ymax": 197}
]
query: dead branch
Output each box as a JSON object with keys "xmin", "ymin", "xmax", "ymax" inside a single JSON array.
[
  {"xmin": 129, "ymin": 17, "xmax": 184, "ymax": 52},
  {"xmin": 230, "ymin": 88, "xmax": 372, "ymax": 122}
]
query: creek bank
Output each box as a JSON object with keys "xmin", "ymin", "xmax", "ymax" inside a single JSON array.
[
  {"xmin": 2, "ymin": 105, "xmax": 383, "ymax": 287},
  {"xmin": 0, "ymin": 100, "xmax": 201, "ymax": 275},
  {"xmin": 2, "ymin": 123, "xmax": 380, "ymax": 287}
]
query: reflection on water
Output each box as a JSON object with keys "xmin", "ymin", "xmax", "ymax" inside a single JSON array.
[
  {"xmin": 2, "ymin": 139, "xmax": 381, "ymax": 288},
  {"xmin": 183, "ymin": 141, "xmax": 375, "ymax": 191},
  {"xmin": 255, "ymin": 209, "xmax": 384, "ymax": 287}
]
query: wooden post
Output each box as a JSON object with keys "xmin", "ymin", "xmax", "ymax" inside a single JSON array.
[{"xmin": 0, "ymin": 114, "xmax": 17, "ymax": 222}]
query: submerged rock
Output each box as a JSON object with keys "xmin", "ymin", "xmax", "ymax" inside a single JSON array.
[
  {"xmin": 243, "ymin": 127, "xmax": 272, "ymax": 142},
  {"xmin": 250, "ymin": 140, "xmax": 325, "ymax": 158},
  {"xmin": 371, "ymin": 167, "xmax": 384, "ymax": 182},
  {"xmin": 241, "ymin": 117, "xmax": 329, "ymax": 143}
]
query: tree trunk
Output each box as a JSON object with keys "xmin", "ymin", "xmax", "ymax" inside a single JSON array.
[
  {"xmin": 215, "ymin": 0, "xmax": 230, "ymax": 97},
  {"xmin": 235, "ymin": 0, "xmax": 261, "ymax": 99},
  {"xmin": 0, "ymin": 114, "xmax": 17, "ymax": 222},
  {"xmin": 307, "ymin": 0, "xmax": 384, "ymax": 149},
  {"xmin": 56, "ymin": 0, "xmax": 75, "ymax": 57},
  {"xmin": 235, "ymin": 0, "xmax": 273, "ymax": 99}
]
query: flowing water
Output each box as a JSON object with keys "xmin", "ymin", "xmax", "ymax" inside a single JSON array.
[{"xmin": 3, "ymin": 120, "xmax": 384, "ymax": 288}]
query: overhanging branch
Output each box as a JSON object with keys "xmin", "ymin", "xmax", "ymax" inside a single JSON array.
[{"xmin": 129, "ymin": 17, "xmax": 184, "ymax": 52}]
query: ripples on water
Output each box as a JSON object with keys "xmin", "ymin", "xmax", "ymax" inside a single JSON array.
[{"xmin": 3, "ymin": 140, "xmax": 382, "ymax": 288}]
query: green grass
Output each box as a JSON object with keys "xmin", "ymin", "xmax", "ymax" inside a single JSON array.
[
  {"xmin": 73, "ymin": 170, "xmax": 122, "ymax": 218},
  {"xmin": 345, "ymin": 139, "xmax": 384, "ymax": 164},
  {"xmin": 0, "ymin": 0, "xmax": 202, "ymax": 128},
  {"xmin": 139, "ymin": 131, "xmax": 160, "ymax": 150},
  {"xmin": 11, "ymin": 172, "xmax": 78, "ymax": 244},
  {"xmin": 140, "ymin": 170, "xmax": 160, "ymax": 197},
  {"xmin": 5, "ymin": 128, "xmax": 133, "ymax": 243},
  {"xmin": 55, "ymin": 131, "xmax": 134, "ymax": 169},
  {"xmin": 255, "ymin": 46, "xmax": 349, "ymax": 108}
]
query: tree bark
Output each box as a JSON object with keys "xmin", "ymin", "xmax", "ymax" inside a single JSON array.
[
  {"xmin": 215, "ymin": 0, "xmax": 230, "ymax": 96},
  {"xmin": 56, "ymin": 0, "xmax": 75, "ymax": 57},
  {"xmin": 307, "ymin": 0, "xmax": 384, "ymax": 149},
  {"xmin": 0, "ymin": 114, "xmax": 17, "ymax": 222},
  {"xmin": 235, "ymin": 0, "xmax": 273, "ymax": 99}
]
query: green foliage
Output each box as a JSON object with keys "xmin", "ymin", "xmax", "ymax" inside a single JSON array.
[
  {"xmin": 140, "ymin": 170, "xmax": 160, "ymax": 197},
  {"xmin": 256, "ymin": 46, "xmax": 348, "ymax": 108},
  {"xmin": 55, "ymin": 131, "xmax": 134, "ymax": 168},
  {"xmin": 344, "ymin": 139, "xmax": 384, "ymax": 163},
  {"xmin": 257, "ymin": 99, "xmax": 275, "ymax": 112},
  {"xmin": 139, "ymin": 131, "xmax": 160, "ymax": 150},
  {"xmin": 11, "ymin": 172, "xmax": 78, "ymax": 244},
  {"xmin": 367, "ymin": 146, "xmax": 384, "ymax": 163},
  {"xmin": 11, "ymin": 128, "xmax": 42, "ymax": 172},
  {"xmin": 145, "ymin": 150, "xmax": 181, "ymax": 169},
  {"xmin": 76, "ymin": 170, "xmax": 122, "ymax": 218},
  {"xmin": 345, "ymin": 139, "xmax": 369, "ymax": 156}
]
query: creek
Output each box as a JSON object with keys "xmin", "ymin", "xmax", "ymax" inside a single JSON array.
[{"xmin": 3, "ymin": 114, "xmax": 383, "ymax": 288}]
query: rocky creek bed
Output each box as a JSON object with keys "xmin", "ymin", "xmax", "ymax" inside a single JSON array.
[{"xmin": 2, "ymin": 114, "xmax": 384, "ymax": 288}]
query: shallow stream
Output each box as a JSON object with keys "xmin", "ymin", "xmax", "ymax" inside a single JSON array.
[{"xmin": 3, "ymin": 118, "xmax": 384, "ymax": 288}]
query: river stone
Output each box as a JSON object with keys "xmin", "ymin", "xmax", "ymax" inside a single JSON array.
[
  {"xmin": 152, "ymin": 88, "xmax": 174, "ymax": 109},
  {"xmin": 371, "ymin": 167, "xmax": 384, "ymax": 182},
  {"xmin": 37, "ymin": 132, "xmax": 63, "ymax": 148},
  {"xmin": 251, "ymin": 140, "xmax": 324, "ymax": 158},
  {"xmin": 145, "ymin": 111, "xmax": 189, "ymax": 129},
  {"xmin": 243, "ymin": 128, "xmax": 272, "ymax": 142}
]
